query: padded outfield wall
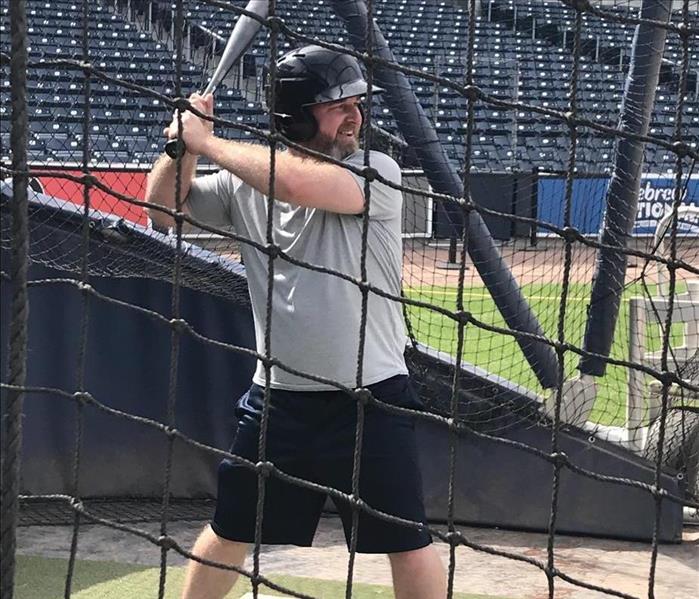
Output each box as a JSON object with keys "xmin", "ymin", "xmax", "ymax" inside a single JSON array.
[
  {"xmin": 27, "ymin": 167, "xmax": 699, "ymax": 241},
  {"xmin": 537, "ymin": 174, "xmax": 699, "ymax": 237},
  {"xmin": 0, "ymin": 182, "xmax": 685, "ymax": 541}
]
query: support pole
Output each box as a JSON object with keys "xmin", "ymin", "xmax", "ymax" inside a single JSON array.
[
  {"xmin": 332, "ymin": 0, "xmax": 560, "ymax": 389},
  {"xmin": 1, "ymin": 0, "xmax": 29, "ymax": 596},
  {"xmin": 579, "ymin": 0, "xmax": 672, "ymax": 377},
  {"xmin": 627, "ymin": 298, "xmax": 646, "ymax": 451}
]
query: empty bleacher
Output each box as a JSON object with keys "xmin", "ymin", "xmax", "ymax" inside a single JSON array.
[{"xmin": 0, "ymin": 0, "xmax": 697, "ymax": 173}]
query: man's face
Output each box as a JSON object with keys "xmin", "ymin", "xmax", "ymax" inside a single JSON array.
[{"xmin": 307, "ymin": 96, "xmax": 363, "ymax": 160}]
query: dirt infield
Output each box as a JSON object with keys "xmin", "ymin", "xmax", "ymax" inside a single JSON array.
[
  {"xmin": 16, "ymin": 516, "xmax": 699, "ymax": 598},
  {"xmin": 184, "ymin": 232, "xmax": 698, "ymax": 291},
  {"xmin": 402, "ymin": 237, "xmax": 699, "ymax": 289}
]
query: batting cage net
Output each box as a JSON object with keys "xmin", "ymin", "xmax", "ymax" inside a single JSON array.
[{"xmin": 2, "ymin": 0, "xmax": 699, "ymax": 598}]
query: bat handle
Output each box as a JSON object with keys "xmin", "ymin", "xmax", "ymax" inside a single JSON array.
[
  {"xmin": 165, "ymin": 88, "xmax": 211, "ymax": 158},
  {"xmin": 165, "ymin": 138, "xmax": 187, "ymax": 159}
]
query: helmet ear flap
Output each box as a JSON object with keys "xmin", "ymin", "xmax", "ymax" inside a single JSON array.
[
  {"xmin": 276, "ymin": 107, "xmax": 318, "ymax": 142},
  {"xmin": 267, "ymin": 72, "xmax": 318, "ymax": 142}
]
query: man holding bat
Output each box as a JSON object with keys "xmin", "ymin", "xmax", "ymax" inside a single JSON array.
[{"xmin": 146, "ymin": 45, "xmax": 446, "ymax": 599}]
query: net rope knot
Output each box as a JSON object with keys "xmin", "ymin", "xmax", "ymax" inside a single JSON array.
[
  {"xmin": 266, "ymin": 243, "xmax": 281, "ymax": 259},
  {"xmin": 256, "ymin": 461, "xmax": 274, "ymax": 477},
  {"xmin": 676, "ymin": 22, "xmax": 690, "ymax": 38},
  {"xmin": 349, "ymin": 494, "xmax": 365, "ymax": 510},
  {"xmin": 463, "ymin": 85, "xmax": 480, "ymax": 102},
  {"xmin": 561, "ymin": 226, "xmax": 583, "ymax": 244},
  {"xmin": 268, "ymin": 131, "xmax": 285, "ymax": 145},
  {"xmin": 169, "ymin": 318, "xmax": 187, "ymax": 333},
  {"xmin": 81, "ymin": 173, "xmax": 97, "ymax": 187},
  {"xmin": 266, "ymin": 15, "xmax": 282, "ymax": 33},
  {"xmin": 362, "ymin": 166, "xmax": 378, "ymax": 182},
  {"xmin": 355, "ymin": 388, "xmax": 373, "ymax": 407},
  {"xmin": 563, "ymin": 111, "xmax": 577, "ymax": 129},
  {"xmin": 157, "ymin": 535, "xmax": 177, "ymax": 551},
  {"xmin": 455, "ymin": 310, "xmax": 471, "ymax": 325},
  {"xmin": 671, "ymin": 141, "xmax": 689, "ymax": 158},
  {"xmin": 656, "ymin": 371, "xmax": 677, "ymax": 387},
  {"xmin": 173, "ymin": 96, "xmax": 189, "ymax": 112},
  {"xmin": 76, "ymin": 281, "xmax": 92, "ymax": 295},
  {"xmin": 72, "ymin": 391, "xmax": 92, "ymax": 406},
  {"xmin": 550, "ymin": 452, "xmax": 569, "ymax": 468}
]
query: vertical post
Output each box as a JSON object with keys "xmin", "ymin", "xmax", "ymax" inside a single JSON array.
[
  {"xmin": 433, "ymin": 57, "xmax": 439, "ymax": 113},
  {"xmin": 532, "ymin": 17, "xmax": 536, "ymax": 40},
  {"xmin": 529, "ymin": 169, "xmax": 538, "ymax": 247},
  {"xmin": 595, "ymin": 35, "xmax": 600, "ymax": 62},
  {"xmin": 628, "ymin": 298, "xmax": 646, "ymax": 451},
  {"xmin": 512, "ymin": 59, "xmax": 519, "ymax": 165},
  {"xmin": 332, "ymin": 0, "xmax": 561, "ymax": 389},
  {"xmin": 579, "ymin": 0, "xmax": 672, "ymax": 377},
  {"xmin": 487, "ymin": 0, "xmax": 492, "ymax": 22},
  {"xmin": 686, "ymin": 280, "xmax": 699, "ymax": 349},
  {"xmin": 1, "ymin": 0, "xmax": 29, "ymax": 596}
]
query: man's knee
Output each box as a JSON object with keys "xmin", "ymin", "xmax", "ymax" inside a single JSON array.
[
  {"xmin": 388, "ymin": 543, "xmax": 440, "ymax": 567},
  {"xmin": 195, "ymin": 525, "xmax": 249, "ymax": 559}
]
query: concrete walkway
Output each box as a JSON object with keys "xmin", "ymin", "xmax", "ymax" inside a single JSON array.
[{"xmin": 16, "ymin": 515, "xmax": 698, "ymax": 598}]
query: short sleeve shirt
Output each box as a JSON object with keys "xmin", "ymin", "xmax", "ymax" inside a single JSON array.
[{"xmin": 186, "ymin": 150, "xmax": 408, "ymax": 390}]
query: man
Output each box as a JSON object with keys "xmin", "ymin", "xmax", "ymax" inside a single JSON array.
[{"xmin": 146, "ymin": 45, "xmax": 446, "ymax": 599}]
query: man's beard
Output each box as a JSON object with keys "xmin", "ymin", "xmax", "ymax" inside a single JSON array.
[{"xmin": 307, "ymin": 130, "xmax": 359, "ymax": 160}]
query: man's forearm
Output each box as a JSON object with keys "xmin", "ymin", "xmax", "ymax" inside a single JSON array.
[
  {"xmin": 145, "ymin": 152, "xmax": 198, "ymax": 229},
  {"xmin": 200, "ymin": 136, "xmax": 364, "ymax": 214},
  {"xmin": 201, "ymin": 136, "xmax": 289, "ymax": 199}
]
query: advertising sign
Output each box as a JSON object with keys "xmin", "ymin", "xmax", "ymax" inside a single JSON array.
[
  {"xmin": 537, "ymin": 175, "xmax": 699, "ymax": 237},
  {"xmin": 633, "ymin": 176, "xmax": 699, "ymax": 235}
]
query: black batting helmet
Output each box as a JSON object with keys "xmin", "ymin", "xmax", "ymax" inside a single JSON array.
[{"xmin": 269, "ymin": 45, "xmax": 382, "ymax": 142}]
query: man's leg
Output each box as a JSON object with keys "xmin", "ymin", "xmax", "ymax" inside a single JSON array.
[
  {"xmin": 388, "ymin": 544, "xmax": 446, "ymax": 599},
  {"xmin": 181, "ymin": 524, "xmax": 249, "ymax": 599}
]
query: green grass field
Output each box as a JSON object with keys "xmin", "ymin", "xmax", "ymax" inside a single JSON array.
[
  {"xmin": 406, "ymin": 282, "xmax": 689, "ymax": 427},
  {"xmin": 15, "ymin": 555, "xmax": 513, "ymax": 599}
]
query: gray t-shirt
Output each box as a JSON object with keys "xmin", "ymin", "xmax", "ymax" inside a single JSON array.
[{"xmin": 185, "ymin": 150, "xmax": 408, "ymax": 390}]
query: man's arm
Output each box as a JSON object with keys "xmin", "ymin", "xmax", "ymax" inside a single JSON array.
[
  {"xmin": 174, "ymin": 94, "xmax": 365, "ymax": 214},
  {"xmin": 144, "ymin": 152, "xmax": 198, "ymax": 230},
  {"xmin": 145, "ymin": 93, "xmax": 212, "ymax": 230},
  {"xmin": 200, "ymin": 136, "xmax": 365, "ymax": 215}
]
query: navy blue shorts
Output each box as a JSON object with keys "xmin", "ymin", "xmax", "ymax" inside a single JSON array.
[{"xmin": 211, "ymin": 375, "xmax": 432, "ymax": 554}]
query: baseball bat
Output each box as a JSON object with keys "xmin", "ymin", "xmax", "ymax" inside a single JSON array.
[{"xmin": 165, "ymin": 0, "xmax": 269, "ymax": 158}]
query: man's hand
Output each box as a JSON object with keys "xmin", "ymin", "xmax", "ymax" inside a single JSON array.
[{"xmin": 163, "ymin": 93, "xmax": 215, "ymax": 156}]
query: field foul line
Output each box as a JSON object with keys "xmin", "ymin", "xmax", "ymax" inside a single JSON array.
[{"xmin": 406, "ymin": 289, "xmax": 595, "ymax": 302}]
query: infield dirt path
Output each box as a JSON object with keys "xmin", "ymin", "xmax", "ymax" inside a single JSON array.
[{"xmin": 17, "ymin": 515, "xmax": 699, "ymax": 598}]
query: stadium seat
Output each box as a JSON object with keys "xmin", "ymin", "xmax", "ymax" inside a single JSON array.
[{"xmin": 8, "ymin": 0, "xmax": 697, "ymax": 173}]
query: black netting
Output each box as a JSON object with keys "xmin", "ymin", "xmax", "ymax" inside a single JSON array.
[{"xmin": 3, "ymin": 1, "xmax": 699, "ymax": 598}]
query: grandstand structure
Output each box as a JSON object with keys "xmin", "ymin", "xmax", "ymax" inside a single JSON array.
[
  {"xmin": 1, "ymin": 0, "xmax": 697, "ymax": 171},
  {"xmin": 2, "ymin": 0, "xmax": 699, "ymax": 597}
]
